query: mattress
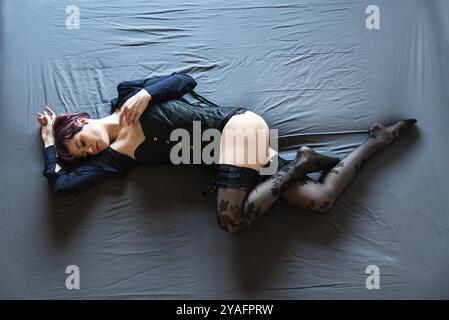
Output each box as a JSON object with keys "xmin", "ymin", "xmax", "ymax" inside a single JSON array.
[{"xmin": 1, "ymin": 0, "xmax": 448, "ymax": 299}]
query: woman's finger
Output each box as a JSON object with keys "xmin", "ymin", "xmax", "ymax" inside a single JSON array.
[
  {"xmin": 125, "ymin": 111, "xmax": 132, "ymax": 125},
  {"xmin": 133, "ymin": 111, "xmax": 141, "ymax": 124},
  {"xmin": 44, "ymin": 114, "xmax": 51, "ymax": 124},
  {"xmin": 119, "ymin": 109, "xmax": 127, "ymax": 126},
  {"xmin": 41, "ymin": 113, "xmax": 48, "ymax": 121},
  {"xmin": 129, "ymin": 112, "xmax": 136, "ymax": 125},
  {"xmin": 125, "ymin": 107, "xmax": 133, "ymax": 125},
  {"xmin": 131, "ymin": 110, "xmax": 139, "ymax": 125},
  {"xmin": 44, "ymin": 105, "xmax": 56, "ymax": 116},
  {"xmin": 36, "ymin": 115, "xmax": 44, "ymax": 126}
]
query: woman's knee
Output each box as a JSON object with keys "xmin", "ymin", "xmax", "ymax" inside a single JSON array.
[
  {"xmin": 217, "ymin": 211, "xmax": 238, "ymax": 234},
  {"xmin": 215, "ymin": 187, "xmax": 248, "ymax": 235},
  {"xmin": 216, "ymin": 204, "xmax": 242, "ymax": 235},
  {"xmin": 306, "ymin": 188, "xmax": 336, "ymax": 213}
]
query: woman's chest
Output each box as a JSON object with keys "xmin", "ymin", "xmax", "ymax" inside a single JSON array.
[{"xmin": 109, "ymin": 116, "xmax": 146, "ymax": 160}]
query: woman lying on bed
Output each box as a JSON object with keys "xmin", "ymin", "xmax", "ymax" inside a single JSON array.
[{"xmin": 37, "ymin": 72, "xmax": 417, "ymax": 234}]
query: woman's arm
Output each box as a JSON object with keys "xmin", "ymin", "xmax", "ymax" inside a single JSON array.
[
  {"xmin": 42, "ymin": 145, "xmax": 120, "ymax": 197},
  {"xmin": 142, "ymin": 72, "xmax": 197, "ymax": 103},
  {"xmin": 116, "ymin": 73, "xmax": 197, "ymax": 125},
  {"xmin": 37, "ymin": 106, "xmax": 120, "ymax": 197}
]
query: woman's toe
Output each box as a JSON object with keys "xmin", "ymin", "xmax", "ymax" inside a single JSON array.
[{"xmin": 404, "ymin": 118, "xmax": 417, "ymax": 126}]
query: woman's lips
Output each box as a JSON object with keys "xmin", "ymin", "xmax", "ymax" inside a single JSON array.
[{"xmin": 96, "ymin": 142, "xmax": 100, "ymax": 152}]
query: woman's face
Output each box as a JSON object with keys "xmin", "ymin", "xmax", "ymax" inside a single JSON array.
[{"xmin": 66, "ymin": 118, "xmax": 110, "ymax": 158}]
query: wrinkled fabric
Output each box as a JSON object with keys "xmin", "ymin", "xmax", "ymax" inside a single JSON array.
[{"xmin": 1, "ymin": 0, "xmax": 449, "ymax": 299}]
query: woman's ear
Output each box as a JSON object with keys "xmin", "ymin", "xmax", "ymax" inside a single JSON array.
[{"xmin": 77, "ymin": 117, "xmax": 89, "ymax": 125}]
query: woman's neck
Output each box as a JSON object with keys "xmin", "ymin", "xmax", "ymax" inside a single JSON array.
[{"xmin": 97, "ymin": 112, "xmax": 122, "ymax": 142}]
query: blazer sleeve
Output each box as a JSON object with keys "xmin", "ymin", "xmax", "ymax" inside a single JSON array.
[
  {"xmin": 42, "ymin": 145, "xmax": 121, "ymax": 197},
  {"xmin": 115, "ymin": 72, "xmax": 197, "ymax": 108},
  {"xmin": 142, "ymin": 72, "xmax": 197, "ymax": 103}
]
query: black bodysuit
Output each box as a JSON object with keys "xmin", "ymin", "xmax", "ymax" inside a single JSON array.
[
  {"xmin": 131, "ymin": 93, "xmax": 247, "ymax": 165},
  {"xmin": 42, "ymin": 73, "xmax": 247, "ymax": 196}
]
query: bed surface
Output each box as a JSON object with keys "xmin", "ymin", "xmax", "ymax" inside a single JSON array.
[{"xmin": 1, "ymin": 0, "xmax": 448, "ymax": 299}]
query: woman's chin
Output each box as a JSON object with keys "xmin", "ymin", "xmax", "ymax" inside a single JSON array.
[{"xmin": 98, "ymin": 140, "xmax": 109, "ymax": 152}]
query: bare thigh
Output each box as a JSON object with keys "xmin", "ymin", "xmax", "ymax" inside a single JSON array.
[{"xmin": 218, "ymin": 111, "xmax": 273, "ymax": 172}]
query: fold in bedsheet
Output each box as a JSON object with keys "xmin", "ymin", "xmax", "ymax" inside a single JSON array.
[{"xmin": 1, "ymin": 0, "xmax": 448, "ymax": 299}]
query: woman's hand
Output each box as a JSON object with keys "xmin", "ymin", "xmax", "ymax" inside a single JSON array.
[
  {"xmin": 119, "ymin": 89, "xmax": 152, "ymax": 126},
  {"xmin": 36, "ymin": 105, "xmax": 56, "ymax": 147}
]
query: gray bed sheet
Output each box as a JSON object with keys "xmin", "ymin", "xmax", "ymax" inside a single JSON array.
[{"xmin": 1, "ymin": 0, "xmax": 448, "ymax": 299}]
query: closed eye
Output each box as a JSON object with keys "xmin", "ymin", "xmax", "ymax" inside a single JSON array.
[{"xmin": 76, "ymin": 139, "xmax": 86, "ymax": 157}]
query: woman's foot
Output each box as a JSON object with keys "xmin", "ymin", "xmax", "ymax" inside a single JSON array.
[
  {"xmin": 368, "ymin": 119, "xmax": 417, "ymax": 148},
  {"xmin": 295, "ymin": 146, "xmax": 340, "ymax": 172}
]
